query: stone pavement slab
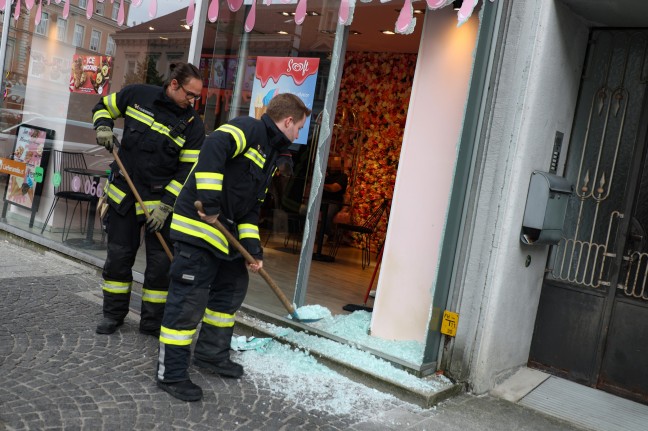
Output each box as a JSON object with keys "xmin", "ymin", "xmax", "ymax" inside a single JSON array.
[{"xmin": 0, "ymin": 237, "xmax": 589, "ymax": 430}]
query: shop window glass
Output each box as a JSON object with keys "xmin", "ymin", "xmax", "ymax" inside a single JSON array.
[
  {"xmin": 96, "ymin": 2, "xmax": 104, "ymax": 16},
  {"xmin": 106, "ymin": 36, "xmax": 115, "ymax": 56},
  {"xmin": 78, "ymin": 0, "xmax": 87, "ymax": 9},
  {"xmin": 73, "ymin": 24, "xmax": 84, "ymax": 47},
  {"xmin": 56, "ymin": 18, "xmax": 67, "ymax": 42},
  {"xmin": 90, "ymin": 30, "xmax": 101, "ymax": 52},
  {"xmin": 111, "ymin": 4, "xmax": 118, "ymax": 21},
  {"xmin": 35, "ymin": 12, "xmax": 49, "ymax": 36}
]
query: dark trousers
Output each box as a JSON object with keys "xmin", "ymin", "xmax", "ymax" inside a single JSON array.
[
  {"xmin": 157, "ymin": 242, "xmax": 248, "ymax": 382},
  {"xmin": 101, "ymin": 205, "xmax": 171, "ymax": 330}
]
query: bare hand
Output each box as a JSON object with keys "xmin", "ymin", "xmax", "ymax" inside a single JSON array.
[
  {"xmin": 197, "ymin": 209, "xmax": 220, "ymax": 225},
  {"xmin": 247, "ymin": 260, "xmax": 263, "ymax": 273}
]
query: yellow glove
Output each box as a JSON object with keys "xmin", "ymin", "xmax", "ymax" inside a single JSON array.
[
  {"xmin": 146, "ymin": 202, "xmax": 173, "ymax": 232},
  {"xmin": 96, "ymin": 126, "xmax": 114, "ymax": 152}
]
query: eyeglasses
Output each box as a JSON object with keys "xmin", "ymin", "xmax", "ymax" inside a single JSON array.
[{"xmin": 178, "ymin": 82, "xmax": 201, "ymax": 101}]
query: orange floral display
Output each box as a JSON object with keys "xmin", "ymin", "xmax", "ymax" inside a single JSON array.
[{"xmin": 334, "ymin": 51, "xmax": 417, "ymax": 252}]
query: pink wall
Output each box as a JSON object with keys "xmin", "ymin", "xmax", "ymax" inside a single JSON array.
[{"xmin": 371, "ymin": 8, "xmax": 480, "ymax": 344}]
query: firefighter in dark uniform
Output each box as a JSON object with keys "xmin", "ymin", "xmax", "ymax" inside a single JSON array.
[
  {"xmin": 92, "ymin": 62, "xmax": 205, "ymax": 337},
  {"xmin": 156, "ymin": 93, "xmax": 311, "ymax": 402}
]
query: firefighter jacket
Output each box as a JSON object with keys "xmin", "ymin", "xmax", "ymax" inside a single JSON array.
[
  {"xmin": 92, "ymin": 84, "xmax": 205, "ymax": 219},
  {"xmin": 170, "ymin": 113, "xmax": 292, "ymax": 261}
]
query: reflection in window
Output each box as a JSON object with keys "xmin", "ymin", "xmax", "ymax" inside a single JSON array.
[
  {"xmin": 106, "ymin": 36, "xmax": 115, "ymax": 56},
  {"xmin": 73, "ymin": 24, "xmax": 85, "ymax": 47},
  {"xmin": 90, "ymin": 30, "xmax": 101, "ymax": 52},
  {"xmin": 96, "ymin": 2, "xmax": 104, "ymax": 16},
  {"xmin": 111, "ymin": 4, "xmax": 119, "ymax": 21},
  {"xmin": 56, "ymin": 18, "xmax": 67, "ymax": 42},
  {"xmin": 78, "ymin": 0, "xmax": 87, "ymax": 9},
  {"xmin": 35, "ymin": 12, "xmax": 49, "ymax": 36}
]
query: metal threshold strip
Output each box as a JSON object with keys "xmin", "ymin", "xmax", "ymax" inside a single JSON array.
[{"xmin": 519, "ymin": 376, "xmax": 648, "ymax": 431}]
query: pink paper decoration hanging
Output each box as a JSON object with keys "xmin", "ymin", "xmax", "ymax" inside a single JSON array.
[
  {"xmin": 207, "ymin": 0, "xmax": 219, "ymax": 22},
  {"xmin": 86, "ymin": 0, "xmax": 94, "ymax": 19},
  {"xmin": 13, "ymin": 0, "xmax": 21, "ymax": 20},
  {"xmin": 426, "ymin": 0, "xmax": 448, "ymax": 8},
  {"xmin": 186, "ymin": 0, "xmax": 195, "ymax": 26},
  {"xmin": 132, "ymin": 0, "xmax": 142, "ymax": 6},
  {"xmin": 457, "ymin": 0, "xmax": 477, "ymax": 25},
  {"xmin": 0, "ymin": 0, "xmax": 6, "ymax": 10},
  {"xmin": 35, "ymin": 1, "xmax": 42, "ymax": 23},
  {"xmin": 148, "ymin": 0, "xmax": 157, "ymax": 18},
  {"xmin": 294, "ymin": 0, "xmax": 306, "ymax": 25},
  {"xmin": 395, "ymin": 0, "xmax": 415, "ymax": 34},
  {"xmin": 118, "ymin": 0, "xmax": 125, "ymax": 25},
  {"xmin": 244, "ymin": 0, "xmax": 256, "ymax": 32},
  {"xmin": 25, "ymin": 0, "xmax": 35, "ymax": 11},
  {"xmin": 227, "ymin": 0, "xmax": 243, "ymax": 12},
  {"xmin": 338, "ymin": 0, "xmax": 350, "ymax": 25}
]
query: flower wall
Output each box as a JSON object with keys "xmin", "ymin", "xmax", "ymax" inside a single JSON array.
[{"xmin": 334, "ymin": 51, "xmax": 417, "ymax": 252}]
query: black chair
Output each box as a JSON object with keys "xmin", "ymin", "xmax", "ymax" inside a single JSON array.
[
  {"xmin": 330, "ymin": 198, "xmax": 390, "ymax": 269},
  {"xmin": 40, "ymin": 150, "xmax": 98, "ymax": 241}
]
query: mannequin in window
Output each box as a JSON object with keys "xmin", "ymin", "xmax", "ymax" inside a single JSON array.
[{"xmin": 322, "ymin": 154, "xmax": 348, "ymax": 243}]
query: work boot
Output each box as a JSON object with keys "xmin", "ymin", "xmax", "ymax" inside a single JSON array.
[
  {"xmin": 96, "ymin": 317, "xmax": 124, "ymax": 334},
  {"xmin": 157, "ymin": 379, "xmax": 203, "ymax": 402},
  {"xmin": 139, "ymin": 326, "xmax": 160, "ymax": 337},
  {"xmin": 193, "ymin": 357, "xmax": 244, "ymax": 378}
]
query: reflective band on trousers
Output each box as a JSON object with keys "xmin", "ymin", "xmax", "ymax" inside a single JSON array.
[
  {"xmin": 202, "ymin": 309, "xmax": 235, "ymax": 328},
  {"xmin": 142, "ymin": 288, "xmax": 168, "ymax": 304},
  {"xmin": 159, "ymin": 326, "xmax": 196, "ymax": 346},
  {"xmin": 171, "ymin": 213, "xmax": 229, "ymax": 254},
  {"xmin": 102, "ymin": 280, "xmax": 131, "ymax": 294},
  {"xmin": 238, "ymin": 223, "xmax": 260, "ymax": 240}
]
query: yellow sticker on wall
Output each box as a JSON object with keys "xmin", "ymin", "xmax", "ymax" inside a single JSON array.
[{"xmin": 441, "ymin": 310, "xmax": 459, "ymax": 337}]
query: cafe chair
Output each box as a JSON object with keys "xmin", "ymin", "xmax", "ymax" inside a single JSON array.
[
  {"xmin": 330, "ymin": 198, "xmax": 390, "ymax": 269},
  {"xmin": 40, "ymin": 150, "xmax": 98, "ymax": 241}
]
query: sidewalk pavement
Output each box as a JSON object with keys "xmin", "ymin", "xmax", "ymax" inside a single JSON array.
[{"xmin": 0, "ymin": 237, "xmax": 588, "ymax": 430}]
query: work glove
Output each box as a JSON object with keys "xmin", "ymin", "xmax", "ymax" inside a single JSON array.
[
  {"xmin": 146, "ymin": 202, "xmax": 173, "ymax": 232},
  {"xmin": 95, "ymin": 126, "xmax": 114, "ymax": 152}
]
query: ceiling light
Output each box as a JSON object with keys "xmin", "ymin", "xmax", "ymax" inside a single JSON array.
[
  {"xmin": 453, "ymin": 0, "xmax": 463, "ymax": 10},
  {"xmin": 159, "ymin": 36, "xmax": 168, "ymax": 40},
  {"xmin": 381, "ymin": 30, "xmax": 395, "ymax": 35},
  {"xmin": 181, "ymin": 24, "xmax": 190, "ymax": 30},
  {"xmin": 413, "ymin": 9, "xmax": 424, "ymax": 14},
  {"xmin": 148, "ymin": 26, "xmax": 155, "ymax": 30},
  {"xmin": 277, "ymin": 30, "xmax": 289, "ymax": 35},
  {"xmin": 350, "ymin": 30, "xmax": 361, "ymax": 35}
]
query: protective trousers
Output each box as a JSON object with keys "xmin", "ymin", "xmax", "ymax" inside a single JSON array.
[
  {"xmin": 157, "ymin": 242, "xmax": 248, "ymax": 382},
  {"xmin": 101, "ymin": 205, "xmax": 171, "ymax": 331}
]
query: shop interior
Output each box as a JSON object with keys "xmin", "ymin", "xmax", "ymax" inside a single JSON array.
[{"xmin": 0, "ymin": 0, "xmax": 423, "ymax": 320}]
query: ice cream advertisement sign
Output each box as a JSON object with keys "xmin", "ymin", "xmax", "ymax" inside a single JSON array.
[{"xmin": 249, "ymin": 57, "xmax": 320, "ymax": 145}]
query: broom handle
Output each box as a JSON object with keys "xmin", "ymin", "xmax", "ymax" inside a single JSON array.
[
  {"xmin": 194, "ymin": 200, "xmax": 296, "ymax": 316},
  {"xmin": 111, "ymin": 139, "xmax": 174, "ymax": 261}
]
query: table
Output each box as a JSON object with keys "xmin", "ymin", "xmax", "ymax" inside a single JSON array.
[{"xmin": 62, "ymin": 168, "xmax": 109, "ymax": 250}]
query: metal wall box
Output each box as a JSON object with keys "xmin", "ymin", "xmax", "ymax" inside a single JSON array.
[{"xmin": 520, "ymin": 171, "xmax": 573, "ymax": 245}]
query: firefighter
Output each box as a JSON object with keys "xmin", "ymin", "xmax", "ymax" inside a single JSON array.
[
  {"xmin": 92, "ymin": 62, "xmax": 205, "ymax": 337},
  {"xmin": 156, "ymin": 93, "xmax": 311, "ymax": 402}
]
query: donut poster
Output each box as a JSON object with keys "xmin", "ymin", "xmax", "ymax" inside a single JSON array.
[
  {"xmin": 249, "ymin": 56, "xmax": 320, "ymax": 145},
  {"xmin": 69, "ymin": 54, "xmax": 113, "ymax": 96}
]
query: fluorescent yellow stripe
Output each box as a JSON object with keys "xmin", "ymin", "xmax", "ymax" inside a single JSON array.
[
  {"xmin": 171, "ymin": 213, "xmax": 228, "ymax": 254},
  {"xmin": 238, "ymin": 223, "xmax": 259, "ymax": 240},
  {"xmin": 159, "ymin": 326, "xmax": 195, "ymax": 346},
  {"xmin": 179, "ymin": 149, "xmax": 199, "ymax": 163},
  {"xmin": 135, "ymin": 200, "xmax": 159, "ymax": 216},
  {"xmin": 142, "ymin": 288, "xmax": 168, "ymax": 304},
  {"xmin": 195, "ymin": 172, "xmax": 223, "ymax": 191},
  {"xmin": 103, "ymin": 93, "xmax": 120, "ymax": 118},
  {"xmin": 93, "ymin": 109, "xmax": 112, "ymax": 123},
  {"xmin": 165, "ymin": 180, "xmax": 182, "ymax": 197},
  {"xmin": 202, "ymin": 309, "xmax": 235, "ymax": 328},
  {"xmin": 102, "ymin": 280, "xmax": 131, "ymax": 294},
  {"xmin": 217, "ymin": 124, "xmax": 246, "ymax": 156},
  {"xmin": 107, "ymin": 183, "xmax": 126, "ymax": 204},
  {"xmin": 243, "ymin": 147, "xmax": 265, "ymax": 169}
]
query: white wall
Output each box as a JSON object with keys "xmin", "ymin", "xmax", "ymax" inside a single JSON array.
[
  {"xmin": 370, "ymin": 7, "xmax": 479, "ymax": 343},
  {"xmin": 447, "ymin": 1, "xmax": 590, "ymax": 392}
]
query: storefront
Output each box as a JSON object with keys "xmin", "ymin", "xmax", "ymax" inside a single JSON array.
[{"xmin": 0, "ymin": 0, "xmax": 493, "ymax": 382}]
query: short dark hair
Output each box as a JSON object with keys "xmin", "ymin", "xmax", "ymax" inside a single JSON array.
[
  {"xmin": 165, "ymin": 62, "xmax": 201, "ymax": 87},
  {"xmin": 266, "ymin": 93, "xmax": 312, "ymax": 123}
]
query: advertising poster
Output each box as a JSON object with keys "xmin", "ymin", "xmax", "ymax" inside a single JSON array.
[
  {"xmin": 69, "ymin": 54, "xmax": 113, "ymax": 96},
  {"xmin": 4, "ymin": 126, "xmax": 48, "ymax": 210},
  {"xmin": 249, "ymin": 56, "xmax": 320, "ymax": 145}
]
